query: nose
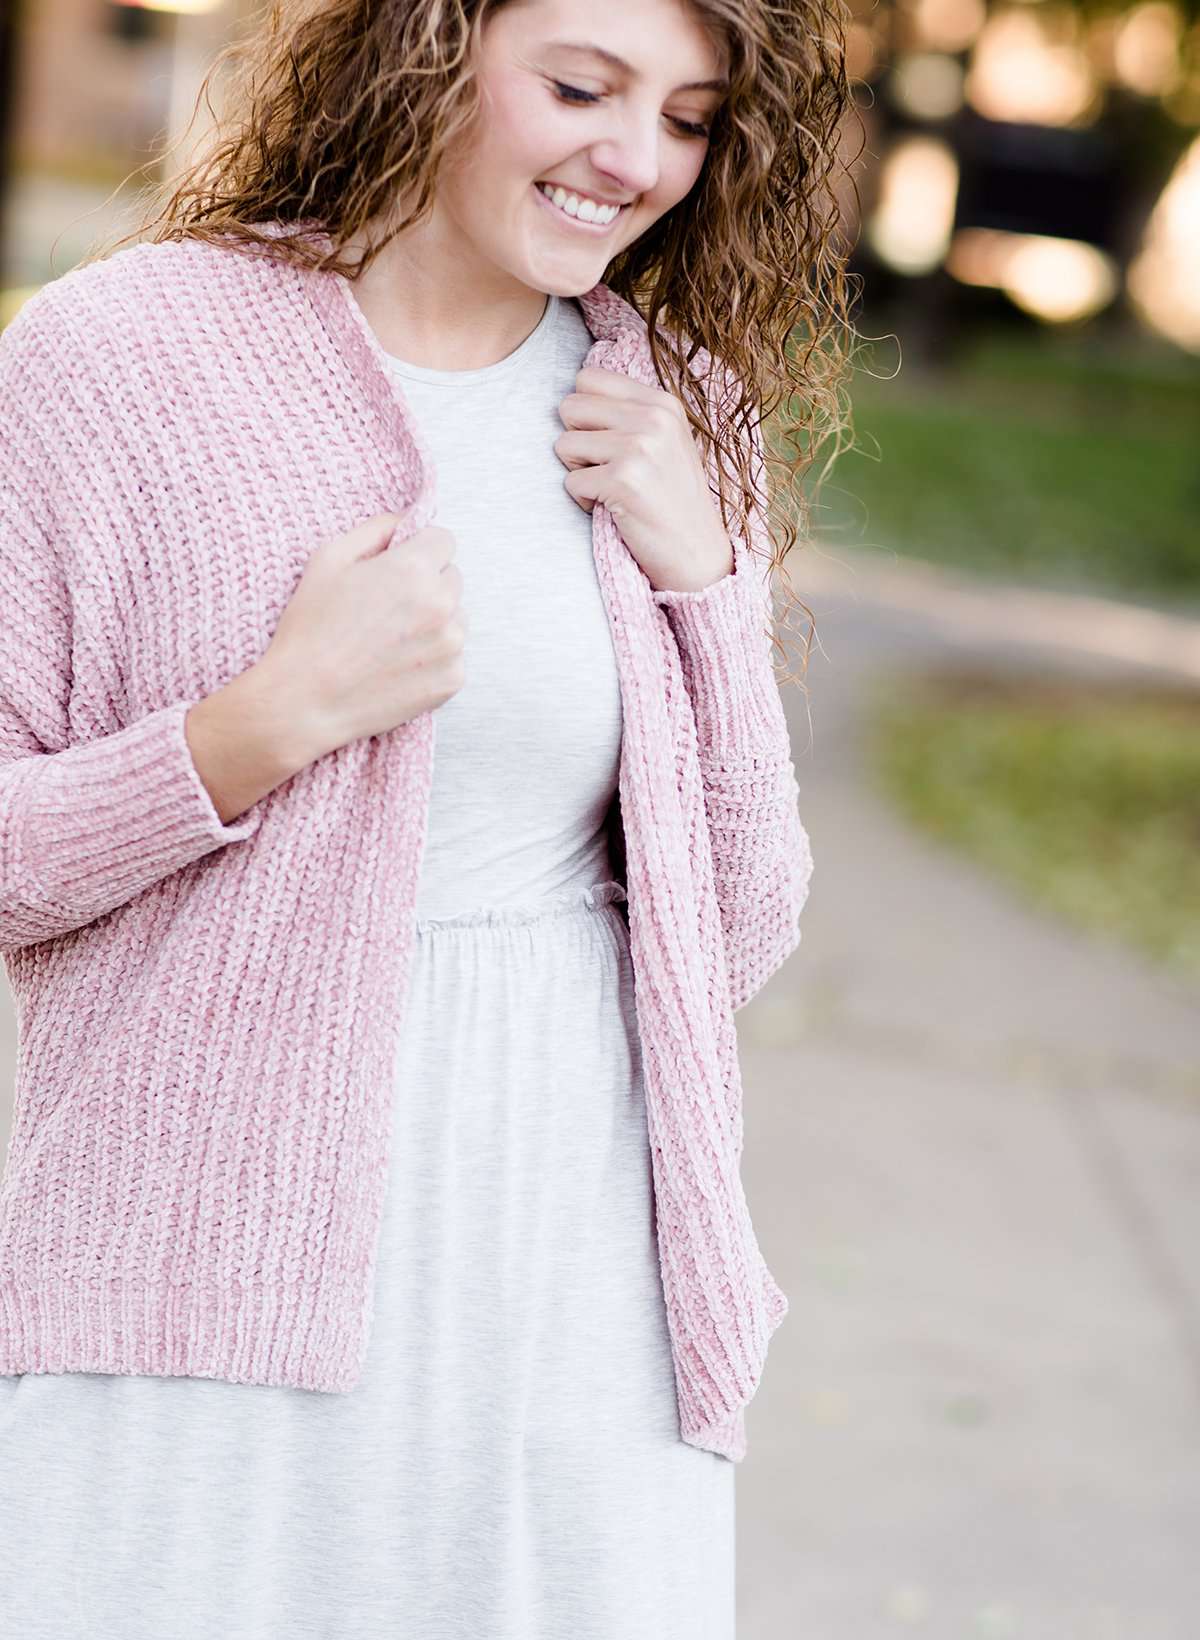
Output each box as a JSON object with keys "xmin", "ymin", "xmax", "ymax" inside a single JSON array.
[{"xmin": 587, "ymin": 108, "xmax": 662, "ymax": 200}]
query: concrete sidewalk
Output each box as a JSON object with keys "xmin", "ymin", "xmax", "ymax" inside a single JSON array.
[{"xmin": 736, "ymin": 548, "xmax": 1200, "ymax": 1638}]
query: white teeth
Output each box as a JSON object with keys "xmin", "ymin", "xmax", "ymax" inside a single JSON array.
[{"xmin": 537, "ymin": 183, "xmax": 620, "ymax": 226}]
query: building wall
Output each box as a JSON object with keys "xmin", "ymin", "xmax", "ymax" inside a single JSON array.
[
  {"xmin": 13, "ymin": 0, "xmax": 259, "ymax": 173},
  {"xmin": 3, "ymin": 0, "xmax": 251, "ymax": 286}
]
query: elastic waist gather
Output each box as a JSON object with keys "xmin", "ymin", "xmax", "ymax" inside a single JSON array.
[{"xmin": 413, "ymin": 879, "xmax": 627, "ymax": 934}]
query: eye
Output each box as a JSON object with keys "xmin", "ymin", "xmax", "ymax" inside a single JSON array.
[
  {"xmin": 552, "ymin": 80, "xmax": 602, "ymax": 107},
  {"xmin": 550, "ymin": 81, "xmax": 712, "ymax": 140}
]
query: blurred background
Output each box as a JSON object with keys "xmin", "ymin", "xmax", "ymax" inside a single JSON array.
[{"xmin": 1, "ymin": 2, "xmax": 1198, "ymax": 1636}]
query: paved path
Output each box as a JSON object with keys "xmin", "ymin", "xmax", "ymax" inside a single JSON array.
[{"xmin": 736, "ymin": 546, "xmax": 1200, "ymax": 1638}]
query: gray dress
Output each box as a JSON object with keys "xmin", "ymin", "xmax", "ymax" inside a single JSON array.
[{"xmin": 0, "ymin": 293, "xmax": 736, "ymax": 1638}]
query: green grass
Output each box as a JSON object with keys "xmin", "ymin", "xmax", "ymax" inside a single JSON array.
[
  {"xmin": 864, "ymin": 669, "xmax": 1200, "ymax": 983},
  {"xmin": 817, "ymin": 325, "xmax": 1200, "ymax": 608}
]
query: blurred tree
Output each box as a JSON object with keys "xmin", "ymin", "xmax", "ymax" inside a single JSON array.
[{"xmin": 848, "ymin": 0, "xmax": 1200, "ymax": 354}]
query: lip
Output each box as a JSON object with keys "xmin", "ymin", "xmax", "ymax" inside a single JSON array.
[{"xmin": 531, "ymin": 182, "xmax": 630, "ymax": 234}]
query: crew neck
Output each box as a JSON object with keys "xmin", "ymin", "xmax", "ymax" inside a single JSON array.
[{"xmin": 384, "ymin": 294, "xmax": 560, "ymax": 385}]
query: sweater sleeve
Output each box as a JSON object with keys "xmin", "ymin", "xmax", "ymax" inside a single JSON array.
[
  {"xmin": 0, "ymin": 290, "xmax": 264, "ymax": 956},
  {"xmin": 652, "ymin": 405, "xmax": 813, "ymax": 1012}
]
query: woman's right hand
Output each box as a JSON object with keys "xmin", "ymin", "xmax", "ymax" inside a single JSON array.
[{"xmin": 260, "ymin": 511, "xmax": 467, "ymax": 759}]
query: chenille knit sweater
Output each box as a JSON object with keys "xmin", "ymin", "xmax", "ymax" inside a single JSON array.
[{"xmin": 0, "ymin": 224, "xmax": 813, "ymax": 1462}]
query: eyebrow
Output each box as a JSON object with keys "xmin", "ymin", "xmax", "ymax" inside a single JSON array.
[{"xmin": 543, "ymin": 40, "xmax": 729, "ymax": 93}]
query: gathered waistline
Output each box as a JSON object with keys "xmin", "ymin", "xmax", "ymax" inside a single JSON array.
[{"xmin": 413, "ymin": 878, "xmax": 627, "ymax": 934}]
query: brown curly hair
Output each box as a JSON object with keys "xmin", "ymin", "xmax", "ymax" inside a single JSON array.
[{"xmin": 89, "ymin": 0, "xmax": 865, "ymax": 701}]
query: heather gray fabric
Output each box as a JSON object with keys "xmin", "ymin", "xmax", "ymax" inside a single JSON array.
[{"xmin": 0, "ymin": 293, "xmax": 735, "ymax": 1639}]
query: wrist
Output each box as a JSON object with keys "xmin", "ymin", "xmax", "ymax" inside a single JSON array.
[
  {"xmin": 234, "ymin": 656, "xmax": 334, "ymax": 778},
  {"xmin": 651, "ymin": 539, "xmax": 735, "ymax": 597}
]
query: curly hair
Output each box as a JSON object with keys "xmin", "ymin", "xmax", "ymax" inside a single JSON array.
[{"xmin": 89, "ymin": 0, "xmax": 865, "ymax": 698}]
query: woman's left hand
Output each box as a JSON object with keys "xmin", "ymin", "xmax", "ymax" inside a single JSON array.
[{"xmin": 554, "ymin": 365, "xmax": 735, "ymax": 595}]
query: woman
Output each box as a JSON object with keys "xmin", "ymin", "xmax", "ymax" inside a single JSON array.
[{"xmin": 0, "ymin": 0, "xmax": 853, "ymax": 1633}]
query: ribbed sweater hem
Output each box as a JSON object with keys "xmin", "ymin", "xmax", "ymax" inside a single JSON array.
[{"xmin": 0, "ymin": 1276, "xmax": 365, "ymax": 1393}]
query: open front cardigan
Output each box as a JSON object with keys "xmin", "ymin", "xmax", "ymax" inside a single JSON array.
[{"xmin": 0, "ymin": 225, "xmax": 813, "ymax": 1462}]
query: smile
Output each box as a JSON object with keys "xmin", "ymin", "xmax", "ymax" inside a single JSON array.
[{"xmin": 533, "ymin": 182, "xmax": 628, "ymax": 232}]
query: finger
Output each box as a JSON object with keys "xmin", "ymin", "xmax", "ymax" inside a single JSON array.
[
  {"xmin": 574, "ymin": 365, "xmax": 667, "ymax": 403},
  {"xmin": 330, "ymin": 512, "xmax": 403, "ymax": 566},
  {"xmin": 557, "ymin": 392, "xmax": 644, "ymax": 432},
  {"xmin": 553, "ymin": 428, "xmax": 623, "ymax": 470},
  {"xmin": 563, "ymin": 461, "xmax": 612, "ymax": 512}
]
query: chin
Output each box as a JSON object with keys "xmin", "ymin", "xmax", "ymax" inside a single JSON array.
[
  {"xmin": 543, "ymin": 272, "xmax": 608, "ymax": 298},
  {"xmin": 504, "ymin": 258, "xmax": 595, "ymax": 299}
]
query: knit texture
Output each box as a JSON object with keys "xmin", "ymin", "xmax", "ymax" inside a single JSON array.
[{"xmin": 0, "ymin": 224, "xmax": 813, "ymax": 1462}]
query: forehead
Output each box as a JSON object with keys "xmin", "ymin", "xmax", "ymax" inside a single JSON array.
[
  {"xmin": 496, "ymin": 0, "xmax": 729, "ymax": 85},
  {"xmin": 543, "ymin": 39, "xmax": 728, "ymax": 91}
]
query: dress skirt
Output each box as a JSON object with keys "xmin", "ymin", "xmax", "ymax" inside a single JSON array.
[{"xmin": 0, "ymin": 882, "xmax": 735, "ymax": 1638}]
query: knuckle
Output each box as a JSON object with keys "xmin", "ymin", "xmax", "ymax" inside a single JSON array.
[{"xmin": 440, "ymin": 615, "xmax": 467, "ymax": 656}]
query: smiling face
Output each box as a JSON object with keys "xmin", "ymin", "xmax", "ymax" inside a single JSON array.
[{"xmin": 438, "ymin": 0, "xmax": 729, "ymax": 296}]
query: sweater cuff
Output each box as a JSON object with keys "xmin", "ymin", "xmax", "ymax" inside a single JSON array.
[
  {"xmin": 652, "ymin": 558, "xmax": 787, "ymax": 761},
  {"xmin": 19, "ymin": 698, "xmax": 263, "ymax": 918}
]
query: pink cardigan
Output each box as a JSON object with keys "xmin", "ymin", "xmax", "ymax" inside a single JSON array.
[{"xmin": 0, "ymin": 224, "xmax": 813, "ymax": 1462}]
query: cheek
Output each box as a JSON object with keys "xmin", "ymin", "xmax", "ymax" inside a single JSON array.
[
  {"xmin": 647, "ymin": 150, "xmax": 710, "ymax": 217},
  {"xmin": 474, "ymin": 75, "xmax": 565, "ymax": 179}
]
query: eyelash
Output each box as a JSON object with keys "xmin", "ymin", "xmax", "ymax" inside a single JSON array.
[{"xmin": 551, "ymin": 80, "xmax": 712, "ymax": 140}]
